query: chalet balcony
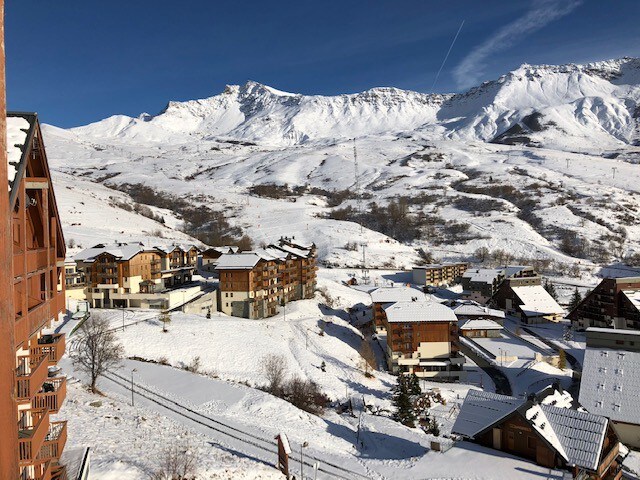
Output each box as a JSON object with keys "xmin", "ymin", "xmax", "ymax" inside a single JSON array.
[
  {"xmin": 31, "ymin": 334, "xmax": 66, "ymax": 365},
  {"xmin": 51, "ymin": 463, "xmax": 67, "ymax": 480},
  {"xmin": 24, "ymin": 459, "xmax": 52, "ymax": 480},
  {"xmin": 16, "ymin": 353, "xmax": 48, "ymax": 400},
  {"xmin": 18, "ymin": 409, "xmax": 49, "ymax": 465},
  {"xmin": 33, "ymin": 377, "xmax": 67, "ymax": 414},
  {"xmin": 37, "ymin": 421, "xmax": 67, "ymax": 463},
  {"xmin": 15, "ymin": 300, "xmax": 54, "ymax": 348}
]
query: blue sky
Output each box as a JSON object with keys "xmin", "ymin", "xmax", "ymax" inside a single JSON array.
[{"xmin": 6, "ymin": 1, "xmax": 640, "ymax": 127}]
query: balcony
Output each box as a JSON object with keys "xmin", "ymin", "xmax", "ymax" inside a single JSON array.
[
  {"xmin": 33, "ymin": 377, "xmax": 67, "ymax": 414},
  {"xmin": 38, "ymin": 421, "xmax": 67, "ymax": 463},
  {"xmin": 31, "ymin": 334, "xmax": 66, "ymax": 365},
  {"xmin": 18, "ymin": 409, "xmax": 50, "ymax": 465},
  {"xmin": 23, "ymin": 459, "xmax": 52, "ymax": 480},
  {"xmin": 16, "ymin": 353, "xmax": 49, "ymax": 400}
]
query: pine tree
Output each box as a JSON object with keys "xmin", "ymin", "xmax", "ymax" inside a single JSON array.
[
  {"xmin": 544, "ymin": 279, "xmax": 558, "ymax": 301},
  {"xmin": 392, "ymin": 374, "xmax": 417, "ymax": 428},
  {"xmin": 568, "ymin": 288, "xmax": 582, "ymax": 311},
  {"xmin": 409, "ymin": 373, "xmax": 422, "ymax": 396}
]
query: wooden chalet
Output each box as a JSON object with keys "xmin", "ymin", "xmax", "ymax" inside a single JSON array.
[
  {"xmin": 453, "ymin": 390, "xmax": 622, "ymax": 479},
  {"xmin": 369, "ymin": 286, "xmax": 426, "ymax": 332}
]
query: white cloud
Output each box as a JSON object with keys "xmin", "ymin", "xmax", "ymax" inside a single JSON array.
[{"xmin": 453, "ymin": 0, "xmax": 582, "ymax": 90}]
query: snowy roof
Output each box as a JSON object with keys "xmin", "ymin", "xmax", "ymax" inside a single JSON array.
[
  {"xmin": 459, "ymin": 319, "xmax": 503, "ymax": 330},
  {"xmin": 74, "ymin": 243, "xmax": 151, "ymax": 262},
  {"xmin": 413, "ymin": 263, "xmax": 467, "ymax": 269},
  {"xmin": 622, "ymin": 290, "xmax": 640, "ymax": 313},
  {"xmin": 534, "ymin": 405, "xmax": 608, "ymax": 471},
  {"xmin": 454, "ymin": 390, "xmax": 609, "ymax": 471},
  {"xmin": 453, "ymin": 304, "xmax": 505, "ymax": 319},
  {"xmin": 579, "ymin": 346, "xmax": 640, "ymax": 425},
  {"xmin": 462, "ymin": 268, "xmax": 505, "ymax": 284},
  {"xmin": 276, "ymin": 244, "xmax": 313, "ymax": 259},
  {"xmin": 504, "ymin": 265, "xmax": 532, "ymax": 277},
  {"xmin": 370, "ymin": 287, "xmax": 425, "ymax": 304},
  {"xmin": 383, "ymin": 301, "xmax": 457, "ymax": 323},
  {"xmin": 452, "ymin": 390, "xmax": 523, "ymax": 437},
  {"xmin": 214, "ymin": 253, "xmax": 261, "ymax": 270},
  {"xmin": 511, "ymin": 285, "xmax": 564, "ymax": 317},
  {"xmin": 7, "ymin": 115, "xmax": 31, "ymax": 193}
]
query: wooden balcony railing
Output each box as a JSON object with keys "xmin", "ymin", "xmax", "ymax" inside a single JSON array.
[
  {"xmin": 31, "ymin": 334, "xmax": 66, "ymax": 365},
  {"xmin": 597, "ymin": 441, "xmax": 620, "ymax": 477},
  {"xmin": 51, "ymin": 463, "xmax": 67, "ymax": 480},
  {"xmin": 37, "ymin": 421, "xmax": 67, "ymax": 463},
  {"xmin": 25, "ymin": 459, "xmax": 52, "ymax": 480},
  {"xmin": 15, "ymin": 301, "xmax": 53, "ymax": 349},
  {"xmin": 16, "ymin": 353, "xmax": 48, "ymax": 400},
  {"xmin": 18, "ymin": 409, "xmax": 49, "ymax": 465},
  {"xmin": 33, "ymin": 377, "xmax": 67, "ymax": 414}
]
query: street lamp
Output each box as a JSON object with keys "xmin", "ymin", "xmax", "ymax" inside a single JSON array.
[
  {"xmin": 300, "ymin": 441, "xmax": 309, "ymax": 480},
  {"xmin": 131, "ymin": 368, "xmax": 137, "ymax": 406}
]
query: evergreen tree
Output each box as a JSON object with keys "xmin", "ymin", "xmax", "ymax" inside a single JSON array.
[
  {"xmin": 568, "ymin": 288, "xmax": 582, "ymax": 311},
  {"xmin": 392, "ymin": 374, "xmax": 417, "ymax": 428},
  {"xmin": 409, "ymin": 373, "xmax": 422, "ymax": 396},
  {"xmin": 543, "ymin": 279, "xmax": 558, "ymax": 301}
]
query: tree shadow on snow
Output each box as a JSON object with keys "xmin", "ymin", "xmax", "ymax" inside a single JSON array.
[{"xmin": 324, "ymin": 420, "xmax": 427, "ymax": 460}]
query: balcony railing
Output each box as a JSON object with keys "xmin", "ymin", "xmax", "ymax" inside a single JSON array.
[
  {"xmin": 16, "ymin": 353, "xmax": 48, "ymax": 400},
  {"xmin": 33, "ymin": 377, "xmax": 67, "ymax": 414},
  {"xmin": 37, "ymin": 421, "xmax": 67, "ymax": 463},
  {"xmin": 18, "ymin": 409, "xmax": 50, "ymax": 465},
  {"xmin": 24, "ymin": 459, "xmax": 52, "ymax": 480},
  {"xmin": 31, "ymin": 334, "xmax": 66, "ymax": 365}
]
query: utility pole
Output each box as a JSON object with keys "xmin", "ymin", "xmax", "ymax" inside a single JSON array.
[
  {"xmin": 300, "ymin": 442, "xmax": 308, "ymax": 480},
  {"xmin": 131, "ymin": 368, "xmax": 137, "ymax": 406}
]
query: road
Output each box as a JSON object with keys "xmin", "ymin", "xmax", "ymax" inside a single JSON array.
[{"xmin": 458, "ymin": 343, "xmax": 513, "ymax": 395}]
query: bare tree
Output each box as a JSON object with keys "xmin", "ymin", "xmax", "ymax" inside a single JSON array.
[
  {"xmin": 359, "ymin": 338, "xmax": 376, "ymax": 377},
  {"xmin": 262, "ymin": 353, "xmax": 287, "ymax": 395},
  {"xmin": 72, "ymin": 314, "xmax": 124, "ymax": 393},
  {"xmin": 150, "ymin": 442, "xmax": 199, "ymax": 480}
]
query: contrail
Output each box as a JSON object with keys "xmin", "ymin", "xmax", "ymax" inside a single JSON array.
[
  {"xmin": 453, "ymin": 0, "xmax": 582, "ymax": 90},
  {"xmin": 431, "ymin": 20, "xmax": 465, "ymax": 92}
]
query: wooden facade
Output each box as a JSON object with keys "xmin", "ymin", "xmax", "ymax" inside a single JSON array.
[
  {"xmin": 568, "ymin": 277, "xmax": 640, "ymax": 330},
  {"xmin": 7, "ymin": 112, "xmax": 68, "ymax": 479}
]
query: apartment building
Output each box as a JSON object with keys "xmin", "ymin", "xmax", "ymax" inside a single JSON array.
[
  {"xmin": 382, "ymin": 300, "xmax": 465, "ymax": 381},
  {"xmin": 369, "ymin": 286, "xmax": 426, "ymax": 333},
  {"xmin": 461, "ymin": 268, "xmax": 506, "ymax": 303},
  {"xmin": 579, "ymin": 328, "xmax": 640, "ymax": 449},
  {"xmin": 568, "ymin": 277, "xmax": 640, "ymax": 330},
  {"xmin": 215, "ymin": 239, "xmax": 318, "ymax": 319},
  {"xmin": 412, "ymin": 262, "xmax": 468, "ymax": 287},
  {"xmin": 200, "ymin": 246, "xmax": 239, "ymax": 272},
  {"xmin": 6, "ymin": 112, "xmax": 70, "ymax": 480},
  {"xmin": 493, "ymin": 271, "xmax": 564, "ymax": 324},
  {"xmin": 77, "ymin": 243, "xmax": 200, "ymax": 309}
]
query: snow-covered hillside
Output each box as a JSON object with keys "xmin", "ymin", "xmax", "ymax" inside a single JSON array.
[{"xmin": 43, "ymin": 57, "xmax": 640, "ymax": 273}]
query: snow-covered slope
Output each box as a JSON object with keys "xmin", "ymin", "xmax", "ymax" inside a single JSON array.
[{"xmin": 43, "ymin": 57, "xmax": 640, "ymax": 271}]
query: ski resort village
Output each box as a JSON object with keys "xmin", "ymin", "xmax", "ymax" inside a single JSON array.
[{"xmin": 3, "ymin": 3, "xmax": 640, "ymax": 480}]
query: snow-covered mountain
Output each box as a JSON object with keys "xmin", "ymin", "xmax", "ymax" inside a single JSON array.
[
  {"xmin": 44, "ymin": 57, "xmax": 640, "ymax": 275},
  {"xmin": 72, "ymin": 57, "xmax": 640, "ymax": 151}
]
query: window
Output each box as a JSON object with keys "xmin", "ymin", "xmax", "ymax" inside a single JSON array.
[{"xmin": 225, "ymin": 293, "xmax": 228, "ymax": 297}]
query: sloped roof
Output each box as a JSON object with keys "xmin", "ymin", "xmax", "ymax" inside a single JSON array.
[
  {"xmin": 622, "ymin": 290, "xmax": 640, "ymax": 313},
  {"xmin": 462, "ymin": 268, "xmax": 505, "ymax": 284},
  {"xmin": 452, "ymin": 390, "xmax": 523, "ymax": 437},
  {"xmin": 459, "ymin": 319, "xmax": 503, "ymax": 330},
  {"xmin": 453, "ymin": 303, "xmax": 505, "ymax": 319},
  {"xmin": 74, "ymin": 243, "xmax": 150, "ymax": 262},
  {"xmin": 276, "ymin": 244, "xmax": 313, "ymax": 258},
  {"xmin": 579, "ymin": 346, "xmax": 640, "ymax": 425},
  {"xmin": 215, "ymin": 252, "xmax": 261, "ymax": 270},
  {"xmin": 370, "ymin": 286, "xmax": 425, "ymax": 304},
  {"xmin": 454, "ymin": 390, "xmax": 609, "ymax": 471},
  {"xmin": 6, "ymin": 115, "xmax": 31, "ymax": 194},
  {"xmin": 537, "ymin": 404, "xmax": 608, "ymax": 471},
  {"xmin": 511, "ymin": 285, "xmax": 564, "ymax": 317},
  {"xmin": 383, "ymin": 301, "xmax": 457, "ymax": 323}
]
